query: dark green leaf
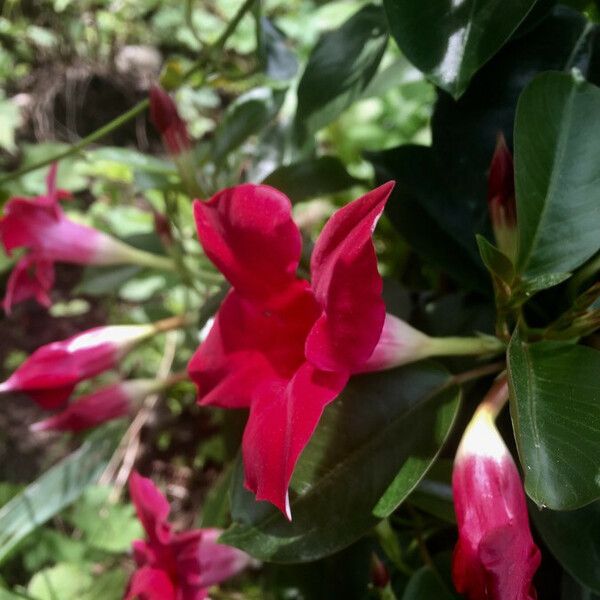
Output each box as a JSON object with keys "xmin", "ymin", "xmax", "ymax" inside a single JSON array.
[
  {"xmin": 532, "ymin": 500, "xmax": 600, "ymax": 593},
  {"xmin": 514, "ymin": 72, "xmax": 600, "ymax": 280},
  {"xmin": 258, "ymin": 17, "xmax": 298, "ymax": 81},
  {"xmin": 401, "ymin": 565, "xmax": 457, "ymax": 600},
  {"xmin": 561, "ymin": 572, "xmax": 600, "ymax": 600},
  {"xmin": 0, "ymin": 428, "xmax": 118, "ymax": 563},
  {"xmin": 262, "ymin": 156, "xmax": 363, "ymax": 203},
  {"xmin": 408, "ymin": 460, "xmax": 455, "ymax": 524},
  {"xmin": 294, "ymin": 4, "xmax": 388, "ymax": 140},
  {"xmin": 212, "ymin": 88, "xmax": 285, "ymax": 165},
  {"xmin": 507, "ymin": 330, "xmax": 600, "ymax": 509},
  {"xmin": 368, "ymin": 145, "xmax": 490, "ymax": 292},
  {"xmin": 383, "ymin": 0, "xmax": 536, "ymax": 97},
  {"xmin": 430, "ymin": 7, "xmax": 595, "ymax": 245},
  {"xmin": 221, "ymin": 363, "xmax": 460, "ymax": 562}
]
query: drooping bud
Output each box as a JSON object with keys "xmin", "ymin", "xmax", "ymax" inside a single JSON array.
[
  {"xmin": 360, "ymin": 314, "xmax": 505, "ymax": 373},
  {"xmin": 30, "ymin": 379, "xmax": 165, "ymax": 433},
  {"xmin": 370, "ymin": 553, "xmax": 390, "ymax": 589},
  {"xmin": 149, "ymin": 85, "xmax": 191, "ymax": 157},
  {"xmin": 488, "ymin": 134, "xmax": 518, "ymax": 262},
  {"xmin": 452, "ymin": 378, "xmax": 541, "ymax": 600},
  {"xmin": 0, "ymin": 317, "xmax": 187, "ymax": 409}
]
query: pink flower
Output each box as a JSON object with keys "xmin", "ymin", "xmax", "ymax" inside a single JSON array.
[
  {"xmin": 126, "ymin": 471, "xmax": 250, "ymax": 600},
  {"xmin": 0, "ymin": 164, "xmax": 172, "ymax": 312},
  {"xmin": 30, "ymin": 379, "xmax": 163, "ymax": 433},
  {"xmin": 0, "ymin": 324, "xmax": 157, "ymax": 409},
  {"xmin": 149, "ymin": 86, "xmax": 191, "ymax": 156},
  {"xmin": 488, "ymin": 134, "xmax": 517, "ymax": 261},
  {"xmin": 188, "ymin": 183, "xmax": 401, "ymax": 518},
  {"xmin": 452, "ymin": 379, "xmax": 541, "ymax": 600}
]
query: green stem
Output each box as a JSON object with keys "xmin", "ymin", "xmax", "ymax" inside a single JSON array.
[
  {"xmin": 425, "ymin": 334, "xmax": 505, "ymax": 359},
  {"xmin": 0, "ymin": 100, "xmax": 149, "ymax": 185},
  {"xmin": 122, "ymin": 245, "xmax": 178, "ymax": 272}
]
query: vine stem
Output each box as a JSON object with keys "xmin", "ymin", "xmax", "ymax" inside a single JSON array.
[{"xmin": 450, "ymin": 361, "xmax": 505, "ymax": 386}]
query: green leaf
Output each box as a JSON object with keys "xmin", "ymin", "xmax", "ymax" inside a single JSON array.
[
  {"xmin": 514, "ymin": 72, "xmax": 600, "ymax": 280},
  {"xmin": 383, "ymin": 0, "xmax": 537, "ymax": 98},
  {"xmin": 294, "ymin": 4, "xmax": 388, "ymax": 140},
  {"xmin": 28, "ymin": 563, "xmax": 94, "ymax": 600},
  {"xmin": 532, "ymin": 500, "xmax": 600, "ymax": 593},
  {"xmin": 0, "ymin": 97, "xmax": 20, "ymax": 154},
  {"xmin": 221, "ymin": 363, "xmax": 460, "ymax": 562},
  {"xmin": 476, "ymin": 235, "xmax": 515, "ymax": 285},
  {"xmin": 507, "ymin": 330, "xmax": 600, "ymax": 509},
  {"xmin": 199, "ymin": 463, "xmax": 234, "ymax": 528},
  {"xmin": 68, "ymin": 486, "xmax": 143, "ymax": 553},
  {"xmin": 401, "ymin": 565, "xmax": 457, "ymax": 600},
  {"xmin": 262, "ymin": 157, "xmax": 362, "ymax": 203},
  {"xmin": 0, "ymin": 429, "xmax": 118, "ymax": 564},
  {"xmin": 408, "ymin": 460, "xmax": 456, "ymax": 524},
  {"xmin": 368, "ymin": 145, "xmax": 490, "ymax": 292},
  {"xmin": 211, "ymin": 88, "xmax": 285, "ymax": 165},
  {"xmin": 258, "ymin": 17, "xmax": 298, "ymax": 81},
  {"xmin": 561, "ymin": 572, "xmax": 600, "ymax": 600}
]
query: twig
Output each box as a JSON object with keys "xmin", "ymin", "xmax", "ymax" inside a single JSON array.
[
  {"xmin": 450, "ymin": 361, "xmax": 505, "ymax": 386},
  {"xmin": 101, "ymin": 330, "xmax": 179, "ymax": 495}
]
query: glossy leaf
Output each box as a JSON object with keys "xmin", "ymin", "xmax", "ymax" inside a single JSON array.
[
  {"xmin": 402, "ymin": 565, "xmax": 458, "ymax": 600},
  {"xmin": 383, "ymin": 0, "xmax": 536, "ymax": 97},
  {"xmin": 221, "ymin": 363, "xmax": 460, "ymax": 562},
  {"xmin": 211, "ymin": 88, "xmax": 285, "ymax": 165},
  {"xmin": 514, "ymin": 72, "xmax": 600, "ymax": 280},
  {"xmin": 0, "ymin": 428, "xmax": 118, "ymax": 564},
  {"xmin": 258, "ymin": 17, "xmax": 298, "ymax": 81},
  {"xmin": 507, "ymin": 331, "xmax": 600, "ymax": 509},
  {"xmin": 431, "ymin": 7, "xmax": 595, "ymax": 244},
  {"xmin": 368, "ymin": 144, "xmax": 490, "ymax": 292},
  {"xmin": 262, "ymin": 156, "xmax": 363, "ymax": 203},
  {"xmin": 294, "ymin": 4, "xmax": 388, "ymax": 140},
  {"xmin": 532, "ymin": 500, "xmax": 600, "ymax": 593}
]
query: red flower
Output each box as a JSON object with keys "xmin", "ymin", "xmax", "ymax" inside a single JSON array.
[
  {"xmin": 30, "ymin": 379, "xmax": 162, "ymax": 433},
  {"xmin": 188, "ymin": 183, "xmax": 396, "ymax": 518},
  {"xmin": 149, "ymin": 86, "xmax": 191, "ymax": 156},
  {"xmin": 0, "ymin": 165, "xmax": 169, "ymax": 312},
  {"xmin": 126, "ymin": 472, "xmax": 249, "ymax": 600},
  {"xmin": 0, "ymin": 324, "xmax": 156, "ymax": 409},
  {"xmin": 488, "ymin": 134, "xmax": 517, "ymax": 261},
  {"xmin": 452, "ymin": 380, "xmax": 541, "ymax": 600}
]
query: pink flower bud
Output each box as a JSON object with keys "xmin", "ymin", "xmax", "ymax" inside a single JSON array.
[
  {"xmin": 452, "ymin": 381, "xmax": 541, "ymax": 600},
  {"xmin": 29, "ymin": 379, "xmax": 161, "ymax": 433},
  {"xmin": 149, "ymin": 85, "xmax": 191, "ymax": 156},
  {"xmin": 488, "ymin": 134, "xmax": 518, "ymax": 261},
  {"xmin": 0, "ymin": 324, "xmax": 156, "ymax": 409},
  {"xmin": 370, "ymin": 553, "xmax": 390, "ymax": 589}
]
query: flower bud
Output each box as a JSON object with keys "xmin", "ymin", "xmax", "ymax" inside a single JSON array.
[
  {"xmin": 149, "ymin": 85, "xmax": 191, "ymax": 157},
  {"xmin": 488, "ymin": 134, "xmax": 518, "ymax": 262},
  {"xmin": 30, "ymin": 379, "xmax": 164, "ymax": 433},
  {"xmin": 452, "ymin": 380, "xmax": 541, "ymax": 600},
  {"xmin": 0, "ymin": 320, "xmax": 181, "ymax": 409},
  {"xmin": 370, "ymin": 553, "xmax": 390, "ymax": 589}
]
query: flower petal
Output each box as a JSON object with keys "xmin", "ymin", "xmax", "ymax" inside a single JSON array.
[
  {"xmin": 306, "ymin": 182, "xmax": 394, "ymax": 372},
  {"xmin": 189, "ymin": 287, "xmax": 318, "ymax": 409},
  {"xmin": 242, "ymin": 362, "xmax": 348, "ymax": 519},
  {"xmin": 197, "ymin": 528, "xmax": 251, "ymax": 588},
  {"xmin": 193, "ymin": 185, "xmax": 302, "ymax": 304},
  {"xmin": 2, "ymin": 255, "xmax": 54, "ymax": 314},
  {"xmin": 125, "ymin": 566, "xmax": 176, "ymax": 600},
  {"xmin": 129, "ymin": 472, "xmax": 172, "ymax": 546}
]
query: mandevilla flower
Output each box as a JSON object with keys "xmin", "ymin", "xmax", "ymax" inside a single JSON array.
[
  {"xmin": 0, "ymin": 316, "xmax": 184, "ymax": 409},
  {"xmin": 188, "ymin": 183, "xmax": 504, "ymax": 518},
  {"xmin": 0, "ymin": 164, "xmax": 174, "ymax": 313},
  {"xmin": 126, "ymin": 471, "xmax": 250, "ymax": 600},
  {"xmin": 488, "ymin": 134, "xmax": 518, "ymax": 262},
  {"xmin": 452, "ymin": 377, "xmax": 541, "ymax": 600},
  {"xmin": 30, "ymin": 378, "xmax": 174, "ymax": 433}
]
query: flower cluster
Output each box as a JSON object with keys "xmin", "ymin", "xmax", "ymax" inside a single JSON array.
[{"xmin": 126, "ymin": 472, "xmax": 249, "ymax": 600}]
